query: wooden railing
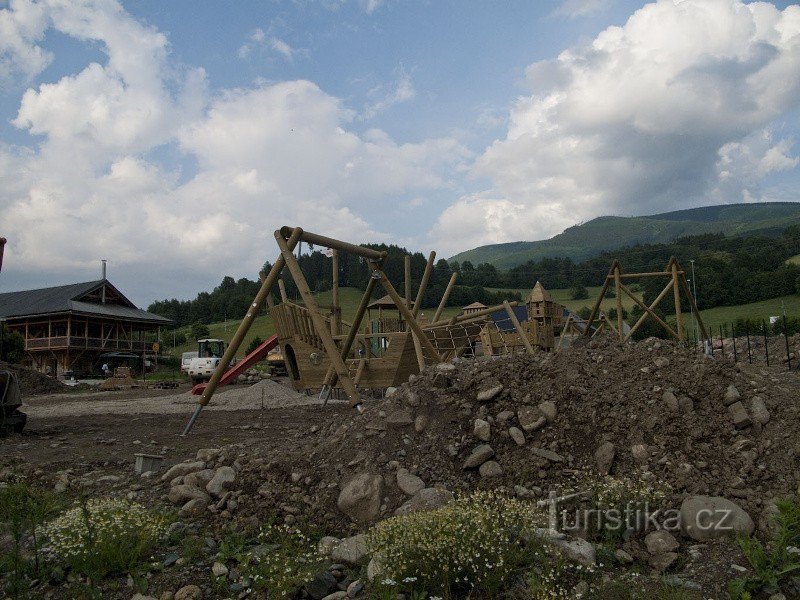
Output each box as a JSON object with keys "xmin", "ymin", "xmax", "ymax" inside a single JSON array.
[{"xmin": 25, "ymin": 337, "xmax": 151, "ymax": 351}]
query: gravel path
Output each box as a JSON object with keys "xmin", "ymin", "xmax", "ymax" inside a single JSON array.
[{"xmin": 22, "ymin": 379, "xmax": 331, "ymax": 418}]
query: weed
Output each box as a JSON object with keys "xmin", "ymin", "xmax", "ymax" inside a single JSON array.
[{"xmin": 729, "ymin": 496, "xmax": 800, "ymax": 598}]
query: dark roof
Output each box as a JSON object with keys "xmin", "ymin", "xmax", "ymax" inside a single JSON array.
[
  {"xmin": 0, "ymin": 279, "xmax": 171, "ymax": 324},
  {"xmin": 367, "ymin": 294, "xmax": 412, "ymax": 309},
  {"xmin": 489, "ymin": 305, "xmax": 529, "ymax": 332}
]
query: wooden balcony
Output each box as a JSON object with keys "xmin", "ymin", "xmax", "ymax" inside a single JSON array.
[{"xmin": 25, "ymin": 337, "xmax": 151, "ymax": 352}]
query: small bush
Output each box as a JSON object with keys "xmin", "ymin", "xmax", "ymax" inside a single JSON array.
[
  {"xmin": 570, "ymin": 285, "xmax": 589, "ymax": 300},
  {"xmin": 238, "ymin": 523, "xmax": 323, "ymax": 597},
  {"xmin": 42, "ymin": 498, "xmax": 169, "ymax": 580},
  {"xmin": 367, "ymin": 491, "xmax": 546, "ymax": 597}
]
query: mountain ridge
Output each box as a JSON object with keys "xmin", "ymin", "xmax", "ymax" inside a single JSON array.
[{"xmin": 449, "ymin": 202, "xmax": 800, "ymax": 269}]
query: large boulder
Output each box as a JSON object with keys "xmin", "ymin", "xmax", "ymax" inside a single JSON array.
[
  {"xmin": 396, "ymin": 468, "xmax": 425, "ymax": 496},
  {"xmin": 394, "ymin": 487, "xmax": 454, "ymax": 516},
  {"xmin": 206, "ymin": 466, "xmax": 236, "ymax": 498},
  {"xmin": 337, "ymin": 473, "xmax": 384, "ymax": 524},
  {"xmin": 680, "ymin": 495, "xmax": 754, "ymax": 542},
  {"xmin": 330, "ymin": 534, "xmax": 369, "ymax": 565},
  {"xmin": 462, "ymin": 444, "xmax": 494, "ymax": 469},
  {"xmin": 168, "ymin": 484, "xmax": 210, "ymax": 506},
  {"xmin": 161, "ymin": 461, "xmax": 206, "ymax": 482}
]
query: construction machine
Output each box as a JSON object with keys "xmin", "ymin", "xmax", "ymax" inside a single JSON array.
[
  {"xmin": 186, "ymin": 338, "xmax": 226, "ymax": 385},
  {"xmin": 0, "ymin": 237, "xmax": 27, "ymax": 434}
]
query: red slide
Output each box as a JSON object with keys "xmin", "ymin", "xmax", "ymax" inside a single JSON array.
[{"xmin": 191, "ymin": 334, "xmax": 279, "ymax": 395}]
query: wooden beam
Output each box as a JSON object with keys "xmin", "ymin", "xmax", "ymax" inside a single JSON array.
[
  {"xmin": 679, "ymin": 273, "xmax": 710, "ymax": 342},
  {"xmin": 331, "ymin": 249, "xmax": 340, "ymax": 336},
  {"xmin": 504, "ymin": 301, "xmax": 534, "ymax": 355},
  {"xmin": 412, "ymin": 251, "xmax": 436, "ymax": 318},
  {"xmin": 624, "ymin": 279, "xmax": 677, "ymax": 342},
  {"xmin": 278, "ymin": 279, "xmax": 288, "ymax": 303},
  {"xmin": 433, "ymin": 272, "xmax": 457, "ymax": 323},
  {"xmin": 278, "ymin": 226, "xmax": 386, "ymax": 262},
  {"xmin": 404, "ymin": 255, "xmax": 412, "ymax": 312},
  {"xmin": 614, "ymin": 262, "xmax": 624, "ymax": 340},
  {"xmin": 584, "ymin": 264, "xmax": 614, "ymax": 335},
  {"xmin": 671, "ymin": 258, "xmax": 685, "ymax": 342},
  {"xmin": 619, "ymin": 281, "xmax": 677, "ymax": 340},
  {"xmin": 276, "ymin": 232, "xmax": 362, "ymax": 407}
]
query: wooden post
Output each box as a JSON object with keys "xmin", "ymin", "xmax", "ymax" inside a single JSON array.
[
  {"xmin": 275, "ymin": 232, "xmax": 362, "ymax": 407},
  {"xmin": 404, "ymin": 255, "xmax": 412, "ymax": 312},
  {"xmin": 182, "ymin": 228, "xmax": 303, "ymax": 435},
  {"xmin": 278, "ymin": 279, "xmax": 288, "ymax": 303},
  {"xmin": 624, "ymin": 279, "xmax": 677, "ymax": 341},
  {"xmin": 504, "ymin": 301, "xmax": 534, "ymax": 355},
  {"xmin": 433, "ymin": 272, "xmax": 458, "ymax": 323},
  {"xmin": 412, "ymin": 251, "xmax": 435, "ymax": 318},
  {"xmin": 614, "ymin": 263, "xmax": 623, "ymax": 340},
  {"xmin": 584, "ymin": 265, "xmax": 614, "ymax": 335},
  {"xmin": 331, "ymin": 249, "xmax": 340, "ymax": 335},
  {"xmin": 618, "ymin": 281, "xmax": 678, "ymax": 340},
  {"xmin": 678, "ymin": 274, "xmax": 710, "ymax": 342},
  {"xmin": 671, "ymin": 258, "xmax": 685, "ymax": 341},
  {"xmin": 378, "ymin": 271, "xmax": 441, "ymax": 364}
]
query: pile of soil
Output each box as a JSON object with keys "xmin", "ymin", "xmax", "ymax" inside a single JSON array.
[
  {"xmin": 1, "ymin": 362, "xmax": 68, "ymax": 396},
  {"xmin": 202, "ymin": 335, "xmax": 800, "ymax": 536}
]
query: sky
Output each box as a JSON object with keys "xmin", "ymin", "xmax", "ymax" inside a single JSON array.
[{"xmin": 1, "ymin": 0, "xmax": 799, "ymax": 307}]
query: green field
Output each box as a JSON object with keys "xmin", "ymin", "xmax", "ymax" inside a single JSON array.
[
  {"xmin": 698, "ymin": 295, "xmax": 800, "ymax": 331},
  {"xmin": 787, "ymin": 254, "xmax": 800, "ymax": 266},
  {"xmin": 165, "ymin": 287, "xmax": 464, "ymax": 358},
  {"xmin": 488, "ymin": 286, "xmax": 642, "ymax": 314}
]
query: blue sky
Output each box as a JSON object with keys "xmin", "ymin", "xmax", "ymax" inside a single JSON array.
[{"xmin": 1, "ymin": 0, "xmax": 799, "ymax": 306}]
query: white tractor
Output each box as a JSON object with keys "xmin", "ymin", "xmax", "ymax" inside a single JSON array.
[{"xmin": 186, "ymin": 338, "xmax": 226, "ymax": 385}]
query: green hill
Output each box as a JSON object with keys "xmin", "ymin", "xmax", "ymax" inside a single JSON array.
[{"xmin": 450, "ymin": 202, "xmax": 800, "ymax": 269}]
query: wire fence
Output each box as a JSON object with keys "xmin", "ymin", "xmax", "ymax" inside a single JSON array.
[{"xmin": 685, "ymin": 314, "xmax": 798, "ymax": 371}]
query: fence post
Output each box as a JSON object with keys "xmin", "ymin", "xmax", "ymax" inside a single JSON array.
[
  {"xmin": 784, "ymin": 313, "xmax": 792, "ymax": 371},
  {"xmin": 763, "ymin": 319, "xmax": 769, "ymax": 367},
  {"xmin": 732, "ymin": 325, "xmax": 737, "ymax": 363},
  {"xmin": 720, "ymin": 325, "xmax": 725, "ymax": 359},
  {"xmin": 746, "ymin": 324, "xmax": 752, "ymax": 364}
]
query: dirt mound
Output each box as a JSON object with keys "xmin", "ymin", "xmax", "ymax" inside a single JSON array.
[
  {"xmin": 214, "ymin": 335, "xmax": 800, "ymax": 535},
  {"xmin": 1, "ymin": 362, "xmax": 68, "ymax": 396}
]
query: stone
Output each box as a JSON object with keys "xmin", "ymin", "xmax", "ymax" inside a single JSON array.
[
  {"xmin": 396, "ymin": 468, "xmax": 425, "ymax": 496},
  {"xmin": 462, "ymin": 444, "xmax": 494, "ymax": 469},
  {"xmin": 653, "ymin": 357, "xmax": 670, "ymax": 369},
  {"xmin": 615, "ymin": 549, "xmax": 633, "ymax": 563},
  {"xmin": 645, "ymin": 530, "xmax": 679, "ymax": 554},
  {"xmin": 594, "ymin": 442, "xmax": 616, "ymax": 475},
  {"xmin": 649, "ymin": 552, "xmax": 678, "ymax": 572},
  {"xmin": 394, "ymin": 487, "xmax": 454, "ymax": 516},
  {"xmin": 680, "ymin": 495, "xmax": 754, "ymax": 542},
  {"xmin": 538, "ymin": 401, "xmax": 557, "ymax": 423},
  {"xmin": 414, "ymin": 414, "xmax": 428, "ymax": 433},
  {"xmin": 496, "ymin": 410, "xmax": 515, "ymax": 423},
  {"xmin": 477, "ymin": 384, "xmax": 503, "ymax": 402},
  {"xmin": 750, "ymin": 397, "xmax": 770, "ymax": 425},
  {"xmin": 479, "ymin": 460, "xmax": 503, "ymax": 478},
  {"xmin": 179, "ymin": 498, "xmax": 207, "ymax": 517},
  {"xmin": 337, "ymin": 473, "xmax": 384, "ymax": 524},
  {"xmin": 346, "ymin": 579, "xmax": 365, "ymax": 597},
  {"xmin": 724, "ymin": 384, "xmax": 742, "ymax": 406},
  {"xmin": 306, "ymin": 572, "xmax": 338, "ymax": 600},
  {"xmin": 473, "ymin": 419, "xmax": 491, "ymax": 442},
  {"xmin": 385, "ymin": 409, "xmax": 413, "ymax": 427},
  {"xmin": 662, "ymin": 390, "xmax": 679, "ymax": 412},
  {"xmin": 537, "ymin": 530, "xmax": 595, "ymax": 565},
  {"xmin": 317, "ymin": 536, "xmax": 341, "ymax": 556},
  {"xmin": 195, "ymin": 448, "xmax": 220, "ymax": 463},
  {"xmin": 174, "ymin": 585, "xmax": 201, "ymax": 600},
  {"xmin": 728, "ymin": 401, "xmax": 752, "ymax": 429},
  {"xmin": 631, "ymin": 444, "xmax": 649, "ymax": 463},
  {"xmin": 206, "ymin": 466, "xmax": 237, "ymax": 498},
  {"xmin": 211, "ymin": 562, "xmax": 228, "ymax": 577},
  {"xmin": 322, "ymin": 593, "xmax": 347, "ymax": 600},
  {"xmin": 183, "ymin": 469, "xmax": 215, "ymax": 489},
  {"xmin": 366, "ymin": 553, "xmax": 385, "ymax": 581},
  {"xmin": 161, "ymin": 461, "xmax": 206, "ymax": 482},
  {"xmin": 131, "ymin": 595, "xmax": 158, "ymax": 600},
  {"xmin": 330, "ymin": 534, "xmax": 369, "ymax": 565},
  {"xmin": 517, "ymin": 406, "xmax": 546, "ymax": 432},
  {"xmin": 531, "ymin": 447, "xmax": 564, "ymax": 462},
  {"xmin": 168, "ymin": 484, "xmax": 210, "ymax": 506},
  {"xmin": 509, "ymin": 427, "xmax": 526, "ymax": 446}
]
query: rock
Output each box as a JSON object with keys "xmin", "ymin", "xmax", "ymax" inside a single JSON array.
[
  {"xmin": 179, "ymin": 498, "xmax": 207, "ymax": 517},
  {"xmin": 680, "ymin": 495, "xmax": 755, "ymax": 542},
  {"xmin": 477, "ymin": 384, "xmax": 503, "ymax": 402},
  {"xmin": 385, "ymin": 409, "xmax": 413, "ymax": 427},
  {"xmin": 196, "ymin": 448, "xmax": 220, "ymax": 463},
  {"xmin": 531, "ymin": 447, "xmax": 564, "ymax": 462},
  {"xmin": 645, "ymin": 530, "xmax": 679, "ymax": 554},
  {"xmin": 337, "ymin": 473, "xmax": 384, "ymax": 524},
  {"xmin": 517, "ymin": 406, "xmax": 546, "ymax": 432},
  {"xmin": 538, "ymin": 530, "xmax": 595, "ymax": 566},
  {"xmin": 131, "ymin": 595, "xmax": 158, "ymax": 600},
  {"xmin": 496, "ymin": 410, "xmax": 515, "ymax": 423},
  {"xmin": 479, "ymin": 460, "xmax": 503, "ymax": 478},
  {"xmin": 168, "ymin": 484, "xmax": 210, "ymax": 506},
  {"xmin": 330, "ymin": 534, "xmax": 369, "ymax": 565},
  {"xmin": 462, "ymin": 444, "xmax": 494, "ymax": 469},
  {"xmin": 183, "ymin": 469, "xmax": 215, "ymax": 489},
  {"xmin": 538, "ymin": 401, "xmax": 557, "ymax": 423},
  {"xmin": 724, "ymin": 384, "xmax": 742, "ymax": 406},
  {"xmin": 346, "ymin": 579, "xmax": 365, "ymax": 597},
  {"xmin": 366, "ymin": 554, "xmax": 385, "ymax": 581},
  {"xmin": 161, "ymin": 461, "xmax": 206, "ymax": 482},
  {"xmin": 206, "ymin": 466, "xmax": 236, "ymax": 498},
  {"xmin": 509, "ymin": 427, "xmax": 526, "ymax": 446},
  {"xmin": 306, "ymin": 572, "xmax": 338, "ymax": 600},
  {"xmin": 396, "ymin": 468, "xmax": 425, "ymax": 496},
  {"xmin": 322, "ymin": 593, "xmax": 347, "ymax": 600},
  {"xmin": 728, "ymin": 401, "xmax": 752, "ymax": 429},
  {"xmin": 394, "ymin": 487, "xmax": 454, "ymax": 516},
  {"xmin": 594, "ymin": 442, "xmax": 616, "ymax": 475},
  {"xmin": 750, "ymin": 397, "xmax": 770, "ymax": 425},
  {"xmin": 631, "ymin": 444, "xmax": 649, "ymax": 463},
  {"xmin": 662, "ymin": 390, "xmax": 679, "ymax": 412},
  {"xmin": 473, "ymin": 419, "xmax": 491, "ymax": 442},
  {"xmin": 174, "ymin": 585, "xmax": 201, "ymax": 600},
  {"xmin": 414, "ymin": 414, "xmax": 428, "ymax": 433},
  {"xmin": 317, "ymin": 536, "xmax": 341, "ymax": 556},
  {"xmin": 615, "ymin": 549, "xmax": 633, "ymax": 563},
  {"xmin": 211, "ymin": 562, "xmax": 228, "ymax": 577},
  {"xmin": 649, "ymin": 552, "xmax": 678, "ymax": 572},
  {"xmin": 653, "ymin": 357, "xmax": 670, "ymax": 369}
]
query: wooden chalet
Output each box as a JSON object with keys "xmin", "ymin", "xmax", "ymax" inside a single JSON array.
[
  {"xmin": 462, "ymin": 301, "xmax": 487, "ymax": 315},
  {"xmin": 0, "ymin": 279, "xmax": 171, "ymax": 376}
]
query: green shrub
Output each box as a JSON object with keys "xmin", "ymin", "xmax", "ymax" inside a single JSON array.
[
  {"xmin": 367, "ymin": 491, "xmax": 546, "ymax": 598},
  {"xmin": 237, "ymin": 523, "xmax": 323, "ymax": 597},
  {"xmin": 42, "ymin": 498, "xmax": 169, "ymax": 580}
]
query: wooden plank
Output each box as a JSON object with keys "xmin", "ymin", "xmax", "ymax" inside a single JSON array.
[
  {"xmin": 671, "ymin": 258, "xmax": 685, "ymax": 341},
  {"xmin": 433, "ymin": 272, "xmax": 457, "ymax": 323},
  {"xmin": 378, "ymin": 271, "xmax": 441, "ymax": 363},
  {"xmin": 504, "ymin": 300, "xmax": 534, "ymax": 355}
]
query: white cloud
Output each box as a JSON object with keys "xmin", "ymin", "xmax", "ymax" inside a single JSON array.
[
  {"xmin": 361, "ymin": 0, "xmax": 384, "ymax": 14},
  {"xmin": 0, "ymin": 0, "xmax": 466, "ymax": 303},
  {"xmin": 436, "ymin": 0, "xmax": 800, "ymax": 254},
  {"xmin": 362, "ymin": 66, "xmax": 416, "ymax": 119},
  {"xmin": 0, "ymin": 0, "xmax": 52, "ymax": 80},
  {"xmin": 238, "ymin": 27, "xmax": 297, "ymax": 61},
  {"xmin": 553, "ymin": 0, "xmax": 610, "ymax": 19}
]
